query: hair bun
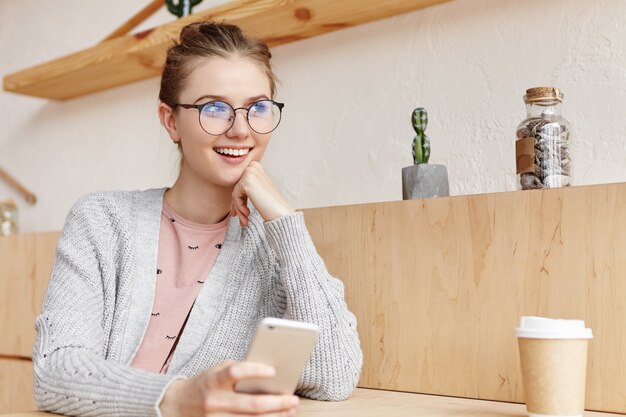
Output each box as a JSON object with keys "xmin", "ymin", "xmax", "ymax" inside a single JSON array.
[{"xmin": 159, "ymin": 21, "xmax": 278, "ymax": 106}]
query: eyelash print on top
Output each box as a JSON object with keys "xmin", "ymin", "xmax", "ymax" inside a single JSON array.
[
  {"xmin": 197, "ymin": 280, "xmax": 205, "ymax": 284},
  {"xmin": 151, "ymin": 312, "xmax": 160, "ymax": 317},
  {"xmin": 165, "ymin": 335, "xmax": 177, "ymax": 340},
  {"xmin": 188, "ymin": 245, "xmax": 199, "ymax": 250}
]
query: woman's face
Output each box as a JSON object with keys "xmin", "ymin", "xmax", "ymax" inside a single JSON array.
[{"xmin": 165, "ymin": 55, "xmax": 274, "ymax": 188}]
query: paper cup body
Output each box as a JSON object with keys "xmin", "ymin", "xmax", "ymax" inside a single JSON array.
[{"xmin": 516, "ymin": 317, "xmax": 592, "ymax": 417}]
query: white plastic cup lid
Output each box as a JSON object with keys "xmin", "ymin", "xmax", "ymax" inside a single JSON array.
[{"xmin": 515, "ymin": 316, "xmax": 593, "ymax": 339}]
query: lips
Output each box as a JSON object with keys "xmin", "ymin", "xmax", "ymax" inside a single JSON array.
[
  {"xmin": 213, "ymin": 147, "xmax": 253, "ymax": 165},
  {"xmin": 214, "ymin": 147, "xmax": 252, "ymax": 157}
]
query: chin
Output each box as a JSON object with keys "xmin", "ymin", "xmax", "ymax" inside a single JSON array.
[{"xmin": 211, "ymin": 172, "xmax": 245, "ymax": 188}]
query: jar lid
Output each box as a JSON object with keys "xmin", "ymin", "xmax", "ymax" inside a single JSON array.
[{"xmin": 523, "ymin": 86, "xmax": 563, "ymax": 103}]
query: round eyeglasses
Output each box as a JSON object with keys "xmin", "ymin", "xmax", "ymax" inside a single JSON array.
[{"xmin": 174, "ymin": 99, "xmax": 285, "ymax": 136}]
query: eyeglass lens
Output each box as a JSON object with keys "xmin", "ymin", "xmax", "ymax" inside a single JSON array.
[{"xmin": 199, "ymin": 100, "xmax": 281, "ymax": 135}]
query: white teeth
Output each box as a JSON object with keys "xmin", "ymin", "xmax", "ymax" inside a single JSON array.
[{"xmin": 216, "ymin": 148, "xmax": 250, "ymax": 156}]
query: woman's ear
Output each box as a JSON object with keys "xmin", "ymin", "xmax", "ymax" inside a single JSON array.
[{"xmin": 158, "ymin": 102, "xmax": 181, "ymax": 143}]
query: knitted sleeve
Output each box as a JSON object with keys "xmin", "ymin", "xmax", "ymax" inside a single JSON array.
[
  {"xmin": 33, "ymin": 194, "xmax": 181, "ymax": 417},
  {"xmin": 262, "ymin": 212, "xmax": 363, "ymax": 401}
]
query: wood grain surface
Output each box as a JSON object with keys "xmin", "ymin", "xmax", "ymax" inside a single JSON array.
[
  {"xmin": 0, "ymin": 232, "xmax": 59, "ymax": 357},
  {"xmin": 3, "ymin": 0, "xmax": 450, "ymax": 100},
  {"xmin": 303, "ymin": 182, "xmax": 626, "ymax": 413},
  {"xmin": 1, "ymin": 388, "xmax": 623, "ymax": 417},
  {"xmin": 1, "ymin": 183, "xmax": 624, "ymax": 413},
  {"xmin": 0, "ymin": 359, "xmax": 35, "ymax": 414},
  {"xmin": 0, "ymin": 232, "xmax": 58, "ymax": 413}
]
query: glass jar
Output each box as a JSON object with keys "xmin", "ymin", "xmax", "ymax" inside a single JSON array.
[
  {"xmin": 515, "ymin": 87, "xmax": 572, "ymax": 190},
  {"xmin": 0, "ymin": 199, "xmax": 18, "ymax": 236}
]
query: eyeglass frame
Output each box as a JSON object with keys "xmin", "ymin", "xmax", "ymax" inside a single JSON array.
[{"xmin": 173, "ymin": 99, "xmax": 285, "ymax": 136}]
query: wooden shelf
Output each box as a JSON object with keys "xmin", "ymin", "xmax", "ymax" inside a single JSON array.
[{"xmin": 2, "ymin": 0, "xmax": 450, "ymax": 100}]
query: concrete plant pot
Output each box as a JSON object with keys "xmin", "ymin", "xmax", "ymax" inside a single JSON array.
[{"xmin": 402, "ymin": 164, "xmax": 449, "ymax": 199}]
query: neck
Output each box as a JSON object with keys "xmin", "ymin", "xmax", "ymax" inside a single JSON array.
[
  {"xmin": 164, "ymin": 164, "xmax": 233, "ymax": 225},
  {"xmin": 526, "ymin": 102, "xmax": 561, "ymax": 118}
]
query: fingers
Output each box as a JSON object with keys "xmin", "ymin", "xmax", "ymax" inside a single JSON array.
[
  {"xmin": 213, "ymin": 360, "xmax": 238, "ymax": 373},
  {"xmin": 217, "ymin": 361, "xmax": 276, "ymax": 388},
  {"xmin": 212, "ymin": 409, "xmax": 296, "ymax": 417},
  {"xmin": 228, "ymin": 407, "xmax": 297, "ymax": 417},
  {"xmin": 235, "ymin": 199, "xmax": 251, "ymax": 217},
  {"xmin": 255, "ymin": 411, "xmax": 297, "ymax": 417},
  {"xmin": 246, "ymin": 162, "xmax": 275, "ymax": 192},
  {"xmin": 232, "ymin": 161, "xmax": 293, "ymax": 224},
  {"xmin": 231, "ymin": 200, "xmax": 250, "ymax": 227},
  {"xmin": 231, "ymin": 183, "xmax": 251, "ymax": 226},
  {"xmin": 199, "ymin": 362, "xmax": 298, "ymax": 417},
  {"xmin": 207, "ymin": 393, "xmax": 299, "ymax": 415}
]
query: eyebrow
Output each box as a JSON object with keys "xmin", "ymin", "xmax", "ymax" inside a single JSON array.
[{"xmin": 193, "ymin": 94, "xmax": 270, "ymax": 104}]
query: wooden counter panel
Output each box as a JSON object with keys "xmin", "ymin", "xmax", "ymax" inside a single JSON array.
[
  {"xmin": 2, "ymin": 183, "xmax": 625, "ymax": 413},
  {"xmin": 0, "ymin": 359, "xmax": 35, "ymax": 413},
  {"xmin": 0, "ymin": 232, "xmax": 59, "ymax": 357},
  {"xmin": 303, "ymin": 183, "xmax": 626, "ymax": 412}
]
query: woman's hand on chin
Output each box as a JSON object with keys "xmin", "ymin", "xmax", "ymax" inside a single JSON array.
[{"xmin": 231, "ymin": 161, "xmax": 295, "ymax": 226}]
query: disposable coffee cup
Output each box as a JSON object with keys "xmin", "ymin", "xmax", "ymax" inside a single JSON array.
[{"xmin": 516, "ymin": 316, "xmax": 593, "ymax": 417}]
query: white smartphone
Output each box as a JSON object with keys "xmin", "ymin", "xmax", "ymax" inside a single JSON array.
[{"xmin": 235, "ymin": 317, "xmax": 320, "ymax": 395}]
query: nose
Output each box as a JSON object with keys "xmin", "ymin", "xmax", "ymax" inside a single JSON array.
[{"xmin": 225, "ymin": 110, "xmax": 250, "ymax": 138}]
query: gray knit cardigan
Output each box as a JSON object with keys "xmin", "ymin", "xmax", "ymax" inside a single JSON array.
[{"xmin": 33, "ymin": 188, "xmax": 362, "ymax": 417}]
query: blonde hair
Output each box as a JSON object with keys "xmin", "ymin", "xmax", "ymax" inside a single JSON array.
[{"xmin": 159, "ymin": 21, "xmax": 277, "ymax": 107}]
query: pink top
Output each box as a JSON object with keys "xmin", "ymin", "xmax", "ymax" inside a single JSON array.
[{"xmin": 130, "ymin": 199, "xmax": 229, "ymax": 373}]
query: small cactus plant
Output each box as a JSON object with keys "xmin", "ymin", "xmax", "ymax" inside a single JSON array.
[
  {"xmin": 411, "ymin": 107, "xmax": 430, "ymax": 164},
  {"xmin": 166, "ymin": 0, "xmax": 204, "ymax": 18}
]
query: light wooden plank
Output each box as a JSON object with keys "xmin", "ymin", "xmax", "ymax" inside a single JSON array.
[
  {"xmin": 297, "ymin": 388, "xmax": 621, "ymax": 417},
  {"xmin": 0, "ymin": 232, "xmax": 59, "ymax": 357},
  {"xmin": 2, "ymin": 388, "xmax": 623, "ymax": 417},
  {"xmin": 0, "ymin": 359, "xmax": 35, "ymax": 413},
  {"xmin": 2, "ymin": 0, "xmax": 450, "ymax": 100},
  {"xmin": 302, "ymin": 182, "xmax": 626, "ymax": 413}
]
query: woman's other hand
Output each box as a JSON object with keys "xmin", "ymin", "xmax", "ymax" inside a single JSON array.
[
  {"xmin": 231, "ymin": 161, "xmax": 294, "ymax": 226},
  {"xmin": 160, "ymin": 360, "xmax": 299, "ymax": 417}
]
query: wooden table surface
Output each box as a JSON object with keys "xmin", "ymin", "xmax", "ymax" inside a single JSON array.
[{"xmin": 1, "ymin": 388, "xmax": 620, "ymax": 417}]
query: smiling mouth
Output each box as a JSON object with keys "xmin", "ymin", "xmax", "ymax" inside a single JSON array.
[{"xmin": 214, "ymin": 147, "xmax": 252, "ymax": 157}]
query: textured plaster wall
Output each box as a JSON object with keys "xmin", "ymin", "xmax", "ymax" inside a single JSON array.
[{"xmin": 1, "ymin": 0, "xmax": 625, "ymax": 233}]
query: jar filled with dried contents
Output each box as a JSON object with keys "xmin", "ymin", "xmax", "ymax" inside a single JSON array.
[
  {"xmin": 0, "ymin": 199, "xmax": 18, "ymax": 236},
  {"xmin": 516, "ymin": 87, "xmax": 572, "ymax": 190}
]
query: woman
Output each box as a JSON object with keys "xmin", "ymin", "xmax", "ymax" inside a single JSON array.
[{"xmin": 33, "ymin": 21, "xmax": 362, "ymax": 417}]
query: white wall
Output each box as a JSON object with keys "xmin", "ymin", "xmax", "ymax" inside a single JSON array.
[{"xmin": 1, "ymin": 0, "xmax": 625, "ymax": 233}]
